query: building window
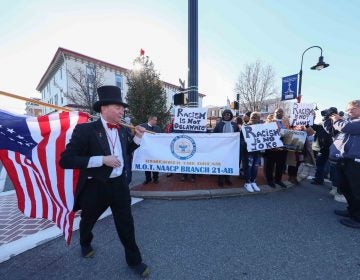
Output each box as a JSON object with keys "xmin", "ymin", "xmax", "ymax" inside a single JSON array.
[
  {"xmin": 86, "ymin": 65, "xmax": 95, "ymax": 81},
  {"xmin": 115, "ymin": 73, "xmax": 123, "ymax": 89}
]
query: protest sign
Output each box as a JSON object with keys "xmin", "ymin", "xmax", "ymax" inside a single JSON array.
[
  {"xmin": 290, "ymin": 103, "xmax": 314, "ymax": 126},
  {"xmin": 241, "ymin": 123, "xmax": 283, "ymax": 152},
  {"xmin": 280, "ymin": 129, "xmax": 307, "ymax": 151},
  {"xmin": 132, "ymin": 133, "xmax": 239, "ymax": 175},
  {"xmin": 174, "ymin": 107, "xmax": 208, "ymax": 132}
]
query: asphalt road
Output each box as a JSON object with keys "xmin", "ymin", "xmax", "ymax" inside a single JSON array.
[{"xmin": 1, "ymin": 180, "xmax": 360, "ymax": 280}]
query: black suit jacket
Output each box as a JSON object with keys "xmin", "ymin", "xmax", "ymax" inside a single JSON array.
[
  {"xmin": 140, "ymin": 123, "xmax": 162, "ymax": 133},
  {"xmin": 59, "ymin": 119, "xmax": 139, "ymax": 210}
]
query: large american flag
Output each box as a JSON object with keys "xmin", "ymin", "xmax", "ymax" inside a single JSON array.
[{"xmin": 0, "ymin": 109, "xmax": 88, "ymax": 244}]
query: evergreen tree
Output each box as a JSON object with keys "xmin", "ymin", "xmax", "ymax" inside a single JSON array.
[{"xmin": 126, "ymin": 55, "xmax": 170, "ymax": 129}]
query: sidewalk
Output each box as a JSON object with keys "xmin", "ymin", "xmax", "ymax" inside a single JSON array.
[
  {"xmin": 130, "ymin": 165, "xmax": 315, "ymax": 199},
  {"xmin": 0, "ymin": 165, "xmax": 315, "ymax": 263}
]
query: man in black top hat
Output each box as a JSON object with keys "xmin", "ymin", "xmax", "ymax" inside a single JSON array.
[{"xmin": 60, "ymin": 85, "xmax": 149, "ymax": 278}]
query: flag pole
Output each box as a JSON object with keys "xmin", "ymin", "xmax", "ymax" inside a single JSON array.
[
  {"xmin": 0, "ymin": 90, "xmax": 156, "ymax": 134},
  {"xmin": 0, "ymin": 90, "xmax": 73, "ymax": 112}
]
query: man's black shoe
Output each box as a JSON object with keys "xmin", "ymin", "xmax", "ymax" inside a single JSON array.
[
  {"xmin": 275, "ymin": 181, "xmax": 287, "ymax": 188},
  {"xmin": 268, "ymin": 182, "xmax": 276, "ymax": 188},
  {"xmin": 142, "ymin": 180, "xmax": 151, "ymax": 185},
  {"xmin": 334, "ymin": 209, "xmax": 351, "ymax": 218},
  {"xmin": 130, "ymin": 262, "xmax": 149, "ymax": 278},
  {"xmin": 153, "ymin": 179, "xmax": 159, "ymax": 184},
  {"xmin": 81, "ymin": 245, "xmax": 94, "ymax": 258},
  {"xmin": 339, "ymin": 218, "xmax": 360, "ymax": 229}
]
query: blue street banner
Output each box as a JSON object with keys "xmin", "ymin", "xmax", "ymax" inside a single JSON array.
[
  {"xmin": 132, "ymin": 133, "xmax": 240, "ymax": 175},
  {"xmin": 281, "ymin": 74, "xmax": 298, "ymax": 101}
]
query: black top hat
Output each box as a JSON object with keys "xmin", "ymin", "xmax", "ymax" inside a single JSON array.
[{"xmin": 93, "ymin": 85, "xmax": 128, "ymax": 112}]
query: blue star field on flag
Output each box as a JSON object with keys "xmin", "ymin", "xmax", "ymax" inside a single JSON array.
[{"xmin": 0, "ymin": 110, "xmax": 37, "ymax": 160}]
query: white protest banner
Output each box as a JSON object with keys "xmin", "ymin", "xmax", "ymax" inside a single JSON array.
[
  {"xmin": 280, "ymin": 129, "xmax": 307, "ymax": 151},
  {"xmin": 290, "ymin": 103, "xmax": 314, "ymax": 126},
  {"xmin": 241, "ymin": 123, "xmax": 283, "ymax": 152},
  {"xmin": 132, "ymin": 133, "xmax": 239, "ymax": 175},
  {"xmin": 174, "ymin": 107, "xmax": 208, "ymax": 132}
]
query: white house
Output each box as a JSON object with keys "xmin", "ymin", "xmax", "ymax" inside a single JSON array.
[{"xmin": 36, "ymin": 47, "xmax": 204, "ymax": 115}]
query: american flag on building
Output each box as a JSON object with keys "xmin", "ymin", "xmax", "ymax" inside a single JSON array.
[{"xmin": 0, "ymin": 109, "xmax": 88, "ymax": 244}]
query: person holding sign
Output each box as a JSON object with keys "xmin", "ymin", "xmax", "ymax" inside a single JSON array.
[
  {"xmin": 213, "ymin": 109, "xmax": 239, "ymax": 187},
  {"xmin": 264, "ymin": 108, "xmax": 289, "ymax": 188},
  {"xmin": 242, "ymin": 112, "xmax": 262, "ymax": 192}
]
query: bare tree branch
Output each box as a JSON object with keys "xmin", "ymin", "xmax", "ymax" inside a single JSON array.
[
  {"xmin": 235, "ymin": 60, "xmax": 277, "ymax": 113},
  {"xmin": 65, "ymin": 66, "xmax": 104, "ymax": 114}
]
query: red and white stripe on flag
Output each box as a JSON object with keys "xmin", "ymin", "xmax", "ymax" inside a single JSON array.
[{"xmin": 0, "ymin": 111, "xmax": 88, "ymax": 244}]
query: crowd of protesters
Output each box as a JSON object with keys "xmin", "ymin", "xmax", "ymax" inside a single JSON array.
[{"xmin": 135, "ymin": 100, "xmax": 360, "ymax": 229}]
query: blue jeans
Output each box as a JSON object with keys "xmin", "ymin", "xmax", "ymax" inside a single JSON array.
[{"xmin": 244, "ymin": 153, "xmax": 261, "ymax": 183}]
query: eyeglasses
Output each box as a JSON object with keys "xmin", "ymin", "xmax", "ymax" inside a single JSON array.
[{"xmin": 347, "ymin": 107, "xmax": 359, "ymax": 112}]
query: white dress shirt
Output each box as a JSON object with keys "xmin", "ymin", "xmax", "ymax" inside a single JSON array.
[{"xmin": 86, "ymin": 116, "xmax": 141, "ymax": 178}]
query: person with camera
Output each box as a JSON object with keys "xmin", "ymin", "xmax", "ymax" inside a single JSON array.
[{"xmin": 323, "ymin": 100, "xmax": 360, "ymax": 229}]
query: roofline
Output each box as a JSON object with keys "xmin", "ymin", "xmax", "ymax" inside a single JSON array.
[{"xmin": 36, "ymin": 47, "xmax": 205, "ymax": 97}]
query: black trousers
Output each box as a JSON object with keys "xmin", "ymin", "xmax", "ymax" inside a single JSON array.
[
  {"xmin": 145, "ymin": 171, "xmax": 158, "ymax": 181},
  {"xmin": 264, "ymin": 150, "xmax": 287, "ymax": 183},
  {"xmin": 79, "ymin": 175, "xmax": 142, "ymax": 266},
  {"xmin": 335, "ymin": 159, "xmax": 360, "ymax": 220}
]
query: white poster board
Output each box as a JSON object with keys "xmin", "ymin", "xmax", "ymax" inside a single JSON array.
[
  {"xmin": 290, "ymin": 103, "xmax": 314, "ymax": 126},
  {"xmin": 132, "ymin": 133, "xmax": 240, "ymax": 175},
  {"xmin": 241, "ymin": 123, "xmax": 283, "ymax": 152},
  {"xmin": 173, "ymin": 108, "xmax": 208, "ymax": 132}
]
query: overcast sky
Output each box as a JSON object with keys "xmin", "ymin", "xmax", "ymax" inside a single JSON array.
[{"xmin": 1, "ymin": 0, "xmax": 359, "ymax": 116}]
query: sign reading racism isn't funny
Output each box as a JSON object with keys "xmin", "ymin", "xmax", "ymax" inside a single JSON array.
[
  {"xmin": 174, "ymin": 108, "xmax": 207, "ymax": 132},
  {"xmin": 241, "ymin": 123, "xmax": 283, "ymax": 152},
  {"xmin": 290, "ymin": 103, "xmax": 315, "ymax": 126},
  {"xmin": 132, "ymin": 133, "xmax": 240, "ymax": 175}
]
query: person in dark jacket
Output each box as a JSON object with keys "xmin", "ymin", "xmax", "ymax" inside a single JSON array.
[
  {"xmin": 323, "ymin": 100, "xmax": 360, "ymax": 229},
  {"xmin": 213, "ymin": 109, "xmax": 239, "ymax": 187},
  {"xmin": 59, "ymin": 86, "xmax": 149, "ymax": 277},
  {"xmin": 140, "ymin": 115, "xmax": 162, "ymax": 184},
  {"xmin": 311, "ymin": 123, "xmax": 333, "ymax": 185}
]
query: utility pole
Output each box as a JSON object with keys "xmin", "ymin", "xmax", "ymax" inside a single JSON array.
[{"xmin": 188, "ymin": 0, "xmax": 198, "ymax": 107}]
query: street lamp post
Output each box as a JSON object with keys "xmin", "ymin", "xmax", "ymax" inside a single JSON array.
[{"xmin": 297, "ymin": 46, "xmax": 329, "ymax": 102}]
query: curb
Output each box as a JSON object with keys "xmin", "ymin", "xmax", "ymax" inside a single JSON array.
[{"xmin": 130, "ymin": 181, "xmax": 297, "ymax": 200}]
